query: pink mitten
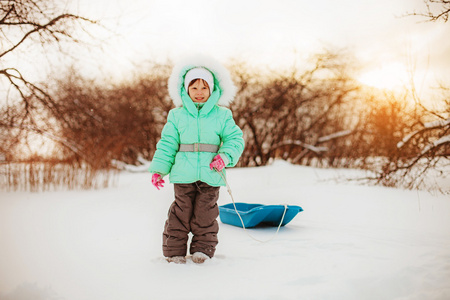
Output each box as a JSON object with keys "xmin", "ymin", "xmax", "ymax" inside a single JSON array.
[
  {"xmin": 210, "ymin": 155, "xmax": 226, "ymax": 172},
  {"xmin": 151, "ymin": 173, "xmax": 165, "ymax": 190}
]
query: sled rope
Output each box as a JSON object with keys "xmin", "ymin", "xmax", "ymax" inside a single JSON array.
[{"xmin": 217, "ymin": 170, "xmax": 287, "ymax": 243}]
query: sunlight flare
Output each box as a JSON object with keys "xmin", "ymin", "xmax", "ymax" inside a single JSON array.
[{"xmin": 358, "ymin": 62, "xmax": 410, "ymax": 91}]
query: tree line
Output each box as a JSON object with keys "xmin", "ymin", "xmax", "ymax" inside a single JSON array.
[
  {"xmin": 2, "ymin": 52, "xmax": 448, "ymax": 191},
  {"xmin": 1, "ymin": 0, "xmax": 449, "ymax": 191}
]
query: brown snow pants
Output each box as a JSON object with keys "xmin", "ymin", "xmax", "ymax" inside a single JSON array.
[{"xmin": 162, "ymin": 181, "xmax": 220, "ymax": 258}]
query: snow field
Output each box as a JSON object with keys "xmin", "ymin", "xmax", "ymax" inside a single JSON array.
[{"xmin": 0, "ymin": 160, "xmax": 449, "ymax": 300}]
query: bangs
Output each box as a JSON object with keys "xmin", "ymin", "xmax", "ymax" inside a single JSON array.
[{"xmin": 188, "ymin": 78, "xmax": 210, "ymax": 89}]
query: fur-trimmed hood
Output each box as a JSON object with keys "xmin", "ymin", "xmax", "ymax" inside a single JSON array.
[{"xmin": 168, "ymin": 54, "xmax": 237, "ymax": 107}]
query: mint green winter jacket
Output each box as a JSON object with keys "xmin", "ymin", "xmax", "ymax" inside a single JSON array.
[{"xmin": 149, "ymin": 55, "xmax": 244, "ymax": 186}]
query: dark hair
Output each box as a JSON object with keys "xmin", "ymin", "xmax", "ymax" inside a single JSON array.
[{"xmin": 188, "ymin": 78, "xmax": 210, "ymax": 89}]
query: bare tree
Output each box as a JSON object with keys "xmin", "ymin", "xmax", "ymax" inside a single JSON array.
[
  {"xmin": 230, "ymin": 49, "xmax": 360, "ymax": 167},
  {"xmin": 0, "ymin": 104, "xmax": 23, "ymax": 159},
  {"xmin": 365, "ymin": 86, "xmax": 450, "ymax": 191},
  {"xmin": 0, "ymin": 0, "xmax": 98, "ymax": 159},
  {"xmin": 48, "ymin": 64, "xmax": 173, "ymax": 168},
  {"xmin": 407, "ymin": 0, "xmax": 450, "ymax": 22}
]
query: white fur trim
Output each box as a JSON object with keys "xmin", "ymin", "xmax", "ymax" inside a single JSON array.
[{"xmin": 168, "ymin": 54, "xmax": 237, "ymax": 107}]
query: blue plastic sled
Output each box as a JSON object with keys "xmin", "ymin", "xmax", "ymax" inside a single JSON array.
[{"xmin": 219, "ymin": 203, "xmax": 303, "ymax": 228}]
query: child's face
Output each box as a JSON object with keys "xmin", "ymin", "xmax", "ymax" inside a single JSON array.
[{"xmin": 188, "ymin": 79, "xmax": 210, "ymax": 103}]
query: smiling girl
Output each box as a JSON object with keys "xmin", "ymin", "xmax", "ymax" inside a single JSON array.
[{"xmin": 149, "ymin": 55, "xmax": 245, "ymax": 264}]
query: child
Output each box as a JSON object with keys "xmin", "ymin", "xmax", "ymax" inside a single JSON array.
[{"xmin": 149, "ymin": 54, "xmax": 245, "ymax": 264}]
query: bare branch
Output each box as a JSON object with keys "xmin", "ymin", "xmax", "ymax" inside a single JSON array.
[
  {"xmin": 1, "ymin": 13, "xmax": 96, "ymax": 59},
  {"xmin": 10, "ymin": 122, "xmax": 84, "ymax": 158},
  {"xmin": 406, "ymin": 0, "xmax": 450, "ymax": 22},
  {"xmin": 271, "ymin": 140, "xmax": 329, "ymax": 154},
  {"xmin": 397, "ymin": 118, "xmax": 450, "ymax": 148}
]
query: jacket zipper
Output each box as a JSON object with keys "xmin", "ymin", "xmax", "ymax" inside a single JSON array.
[{"xmin": 196, "ymin": 104, "xmax": 201, "ymax": 180}]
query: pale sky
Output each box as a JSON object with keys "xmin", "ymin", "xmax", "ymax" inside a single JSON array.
[{"xmin": 9, "ymin": 0, "xmax": 450, "ymax": 96}]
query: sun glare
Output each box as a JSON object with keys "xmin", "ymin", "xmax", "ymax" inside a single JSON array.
[{"xmin": 358, "ymin": 63, "xmax": 410, "ymax": 91}]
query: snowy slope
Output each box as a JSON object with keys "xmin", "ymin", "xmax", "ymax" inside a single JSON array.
[{"xmin": 1, "ymin": 160, "xmax": 449, "ymax": 300}]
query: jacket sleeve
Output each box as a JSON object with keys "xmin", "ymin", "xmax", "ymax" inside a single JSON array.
[
  {"xmin": 149, "ymin": 110, "xmax": 180, "ymax": 176},
  {"xmin": 219, "ymin": 109, "xmax": 244, "ymax": 167}
]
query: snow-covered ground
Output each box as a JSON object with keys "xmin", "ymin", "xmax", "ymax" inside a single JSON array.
[{"xmin": 1, "ymin": 160, "xmax": 449, "ymax": 300}]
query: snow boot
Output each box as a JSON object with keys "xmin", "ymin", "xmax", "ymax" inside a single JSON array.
[
  {"xmin": 166, "ymin": 256, "xmax": 186, "ymax": 264},
  {"xmin": 192, "ymin": 252, "xmax": 210, "ymax": 264}
]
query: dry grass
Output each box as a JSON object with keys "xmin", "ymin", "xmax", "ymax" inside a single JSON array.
[{"xmin": 0, "ymin": 162, "xmax": 118, "ymax": 192}]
